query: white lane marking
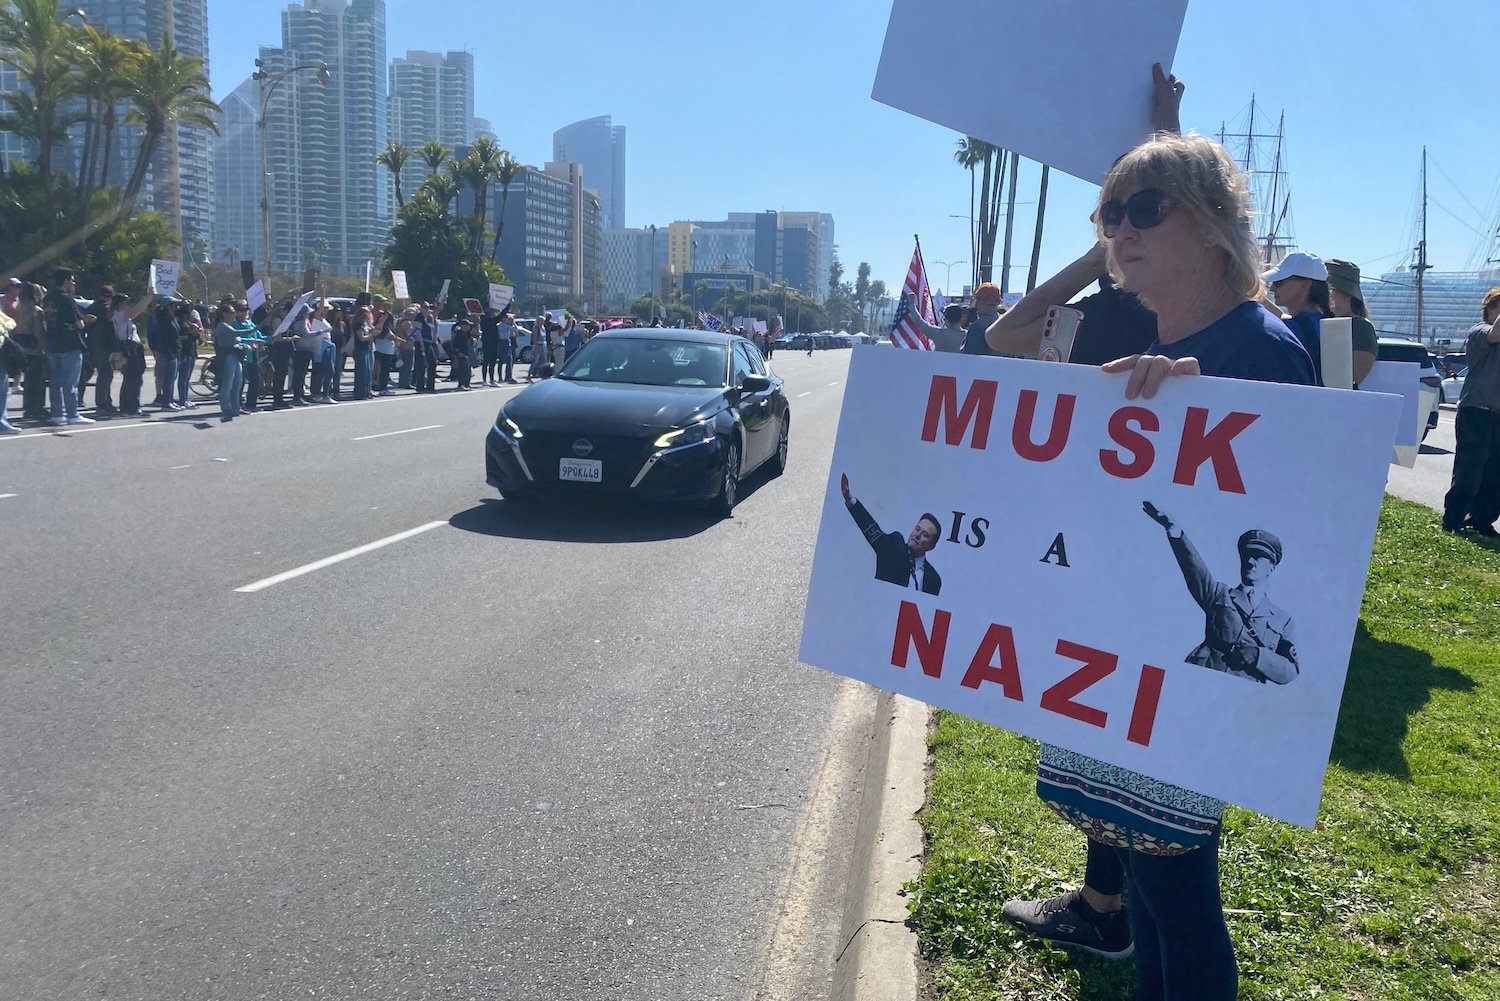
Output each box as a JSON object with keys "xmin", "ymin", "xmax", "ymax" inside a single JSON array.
[
  {"xmin": 0, "ymin": 493, "xmax": 15, "ymax": 500},
  {"xmin": 1, "ymin": 421, "xmax": 166, "ymax": 441},
  {"xmin": 235, "ymin": 521, "xmax": 448, "ymax": 593},
  {"xmin": 171, "ymin": 464, "xmax": 191, "ymax": 470},
  {"xmin": 797, "ymin": 392, "xmax": 812, "ymax": 398},
  {"xmin": 827, "ymin": 381, "xmax": 839, "ymax": 387},
  {"xmin": 352, "ymin": 424, "xmax": 443, "ymax": 441}
]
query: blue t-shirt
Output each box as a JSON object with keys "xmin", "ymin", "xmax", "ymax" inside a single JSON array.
[{"xmin": 1148, "ymin": 302, "xmax": 1315, "ymax": 386}]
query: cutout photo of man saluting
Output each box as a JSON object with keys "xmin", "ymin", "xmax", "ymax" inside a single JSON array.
[{"xmin": 841, "ymin": 473, "xmax": 943, "ymax": 595}]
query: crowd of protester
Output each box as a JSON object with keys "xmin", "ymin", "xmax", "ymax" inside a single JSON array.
[{"xmin": 0, "ymin": 279, "xmax": 707, "ymax": 430}]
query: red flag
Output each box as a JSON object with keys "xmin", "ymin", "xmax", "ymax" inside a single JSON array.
[{"xmin": 890, "ymin": 240, "xmax": 936, "ymax": 350}]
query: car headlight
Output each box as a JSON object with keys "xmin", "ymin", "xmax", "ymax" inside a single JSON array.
[
  {"xmin": 654, "ymin": 419, "xmax": 714, "ymax": 449},
  {"xmin": 494, "ymin": 408, "xmax": 524, "ymax": 440}
]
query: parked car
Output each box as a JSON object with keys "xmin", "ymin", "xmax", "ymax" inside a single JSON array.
[
  {"xmin": 1376, "ymin": 337, "xmax": 1441, "ymax": 438},
  {"xmin": 1442, "ymin": 369, "xmax": 1465, "ymax": 405}
]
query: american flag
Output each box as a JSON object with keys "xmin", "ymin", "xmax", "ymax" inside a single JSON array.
[
  {"xmin": 698, "ymin": 311, "xmax": 724, "ymax": 332},
  {"xmin": 890, "ymin": 241, "xmax": 936, "ymax": 350}
]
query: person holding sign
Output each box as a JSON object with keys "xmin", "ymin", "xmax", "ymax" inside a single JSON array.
[
  {"xmin": 1005, "ymin": 134, "xmax": 1314, "ymax": 999},
  {"xmin": 1324, "ymin": 259, "xmax": 1379, "ymax": 386},
  {"xmin": 1143, "ymin": 502, "xmax": 1299, "ymax": 685},
  {"xmin": 839, "ymin": 473, "xmax": 943, "ymax": 595}
]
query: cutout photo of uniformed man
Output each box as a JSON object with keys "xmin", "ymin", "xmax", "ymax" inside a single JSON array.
[
  {"xmin": 1143, "ymin": 501, "xmax": 1299, "ymax": 685},
  {"xmin": 840, "ymin": 473, "xmax": 943, "ymax": 595}
]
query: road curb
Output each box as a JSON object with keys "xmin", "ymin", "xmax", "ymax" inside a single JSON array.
[{"xmin": 831, "ymin": 690, "xmax": 928, "ymax": 1001}]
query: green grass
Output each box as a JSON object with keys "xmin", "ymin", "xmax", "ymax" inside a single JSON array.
[{"xmin": 906, "ymin": 498, "xmax": 1500, "ymax": 1000}]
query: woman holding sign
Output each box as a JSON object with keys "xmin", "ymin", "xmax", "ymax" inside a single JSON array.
[{"xmin": 1013, "ymin": 133, "xmax": 1314, "ymax": 1001}]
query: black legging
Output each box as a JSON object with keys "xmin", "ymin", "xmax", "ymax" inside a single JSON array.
[{"xmin": 482, "ymin": 342, "xmax": 499, "ymax": 382}]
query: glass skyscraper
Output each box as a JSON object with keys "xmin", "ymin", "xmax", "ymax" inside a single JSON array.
[
  {"xmin": 552, "ymin": 115, "xmax": 626, "ymax": 231},
  {"xmin": 255, "ymin": 0, "xmax": 390, "ymax": 276}
]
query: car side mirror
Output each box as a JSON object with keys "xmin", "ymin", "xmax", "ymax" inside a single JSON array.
[{"xmin": 740, "ymin": 374, "xmax": 771, "ymax": 394}]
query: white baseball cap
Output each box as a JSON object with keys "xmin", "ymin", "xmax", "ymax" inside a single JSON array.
[{"xmin": 1263, "ymin": 252, "xmax": 1328, "ymax": 283}]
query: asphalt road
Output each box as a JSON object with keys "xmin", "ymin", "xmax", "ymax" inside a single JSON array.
[
  {"xmin": 0, "ymin": 350, "xmax": 874, "ymax": 1001},
  {"xmin": 1385, "ymin": 405, "xmax": 1458, "ymax": 514}
]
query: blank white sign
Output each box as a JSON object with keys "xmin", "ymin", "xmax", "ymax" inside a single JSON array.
[{"xmin": 872, "ymin": 0, "xmax": 1189, "ymax": 184}]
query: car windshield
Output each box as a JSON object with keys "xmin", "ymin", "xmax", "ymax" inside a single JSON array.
[{"xmin": 555, "ymin": 338, "xmax": 728, "ymax": 388}]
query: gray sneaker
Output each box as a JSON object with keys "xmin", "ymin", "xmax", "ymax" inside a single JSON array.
[{"xmin": 1002, "ymin": 889, "xmax": 1133, "ymax": 959}]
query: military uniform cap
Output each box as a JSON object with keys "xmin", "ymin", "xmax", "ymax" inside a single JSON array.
[{"xmin": 1237, "ymin": 529, "xmax": 1282, "ymax": 565}]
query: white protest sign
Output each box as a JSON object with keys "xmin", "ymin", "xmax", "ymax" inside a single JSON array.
[
  {"xmin": 1319, "ymin": 317, "xmax": 1354, "ymax": 390},
  {"xmin": 872, "ymin": 0, "xmax": 1188, "ymax": 184},
  {"xmin": 488, "ymin": 283, "xmax": 514, "ymax": 310},
  {"xmin": 799, "ymin": 349, "xmax": 1401, "ymax": 826},
  {"xmin": 245, "ymin": 280, "xmax": 267, "ymax": 312},
  {"xmin": 437, "ymin": 279, "xmax": 452, "ymax": 307},
  {"xmin": 1360, "ymin": 360, "xmax": 1422, "ymax": 466},
  {"xmin": 150, "ymin": 259, "xmax": 181, "ymax": 297},
  {"xmin": 274, "ymin": 290, "xmax": 319, "ymax": 336},
  {"xmin": 547, "ymin": 308, "xmax": 567, "ymax": 325},
  {"xmin": 391, "ymin": 270, "xmax": 409, "ymax": 300}
]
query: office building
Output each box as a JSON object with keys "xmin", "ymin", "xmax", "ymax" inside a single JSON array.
[
  {"xmin": 778, "ymin": 211, "xmax": 835, "ymax": 301},
  {"xmin": 489, "ymin": 162, "xmax": 601, "ymax": 306},
  {"xmin": 552, "ymin": 115, "xmax": 626, "ymax": 230},
  {"xmin": 211, "ymin": 78, "xmax": 261, "ymax": 268},
  {"xmin": 255, "ymin": 0, "xmax": 390, "ymax": 276},
  {"xmin": 473, "ymin": 117, "xmax": 496, "ymax": 143},
  {"xmin": 389, "ymin": 49, "xmax": 473, "ymax": 189},
  {"xmin": 601, "ymin": 227, "xmax": 670, "ymax": 309}
]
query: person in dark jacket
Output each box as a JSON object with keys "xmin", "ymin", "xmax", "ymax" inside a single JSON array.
[
  {"xmin": 87, "ymin": 283, "xmax": 116, "ymax": 413},
  {"xmin": 837, "ymin": 473, "xmax": 943, "ymax": 594},
  {"xmin": 42, "ymin": 268, "xmax": 95, "ymax": 425}
]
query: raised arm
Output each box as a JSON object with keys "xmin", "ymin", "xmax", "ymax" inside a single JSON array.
[
  {"xmin": 1144, "ymin": 502, "xmax": 1218, "ymax": 611},
  {"xmin": 987, "ymin": 243, "xmax": 1107, "ymax": 356}
]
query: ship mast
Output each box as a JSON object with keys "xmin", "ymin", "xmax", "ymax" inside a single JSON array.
[{"xmin": 1414, "ymin": 147, "xmax": 1431, "ymax": 344}]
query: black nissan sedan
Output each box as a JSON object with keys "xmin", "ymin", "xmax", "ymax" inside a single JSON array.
[{"xmin": 485, "ymin": 330, "xmax": 790, "ymax": 514}]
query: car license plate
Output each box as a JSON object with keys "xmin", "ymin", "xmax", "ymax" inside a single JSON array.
[{"xmin": 559, "ymin": 458, "xmax": 602, "ymax": 482}]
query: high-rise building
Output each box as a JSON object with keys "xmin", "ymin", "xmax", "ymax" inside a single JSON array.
[
  {"xmin": 601, "ymin": 227, "xmax": 669, "ymax": 309},
  {"xmin": 211, "ymin": 78, "xmax": 261, "ymax": 269},
  {"xmin": 667, "ymin": 222, "xmax": 696, "ymax": 278},
  {"xmin": 552, "ymin": 115, "xmax": 626, "ymax": 230},
  {"xmin": 473, "ymin": 117, "xmax": 496, "ymax": 143},
  {"xmin": 62, "ymin": 1, "xmax": 214, "ymax": 254},
  {"xmin": 487, "ymin": 162, "xmax": 601, "ymax": 306},
  {"xmin": 255, "ymin": 0, "xmax": 389, "ymax": 277},
  {"xmin": 389, "ymin": 50, "xmax": 473, "ymax": 190},
  {"xmin": 778, "ymin": 211, "xmax": 835, "ymax": 302}
]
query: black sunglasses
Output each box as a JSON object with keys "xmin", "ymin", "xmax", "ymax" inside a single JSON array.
[{"xmin": 1099, "ymin": 188, "xmax": 1175, "ymax": 237}]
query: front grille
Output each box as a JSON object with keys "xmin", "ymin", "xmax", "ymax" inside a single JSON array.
[{"xmin": 521, "ymin": 432, "xmax": 653, "ymax": 488}]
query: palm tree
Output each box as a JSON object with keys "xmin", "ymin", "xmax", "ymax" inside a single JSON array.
[
  {"xmin": 418, "ymin": 139, "xmax": 449, "ymax": 177},
  {"xmin": 464, "ymin": 136, "xmax": 502, "ymax": 257},
  {"xmin": 0, "ymin": 0, "xmax": 84, "ymax": 211},
  {"xmin": 223, "ymin": 245, "xmax": 240, "ymax": 267},
  {"xmin": 954, "ymin": 137, "xmax": 1008, "ymax": 286},
  {"xmin": 376, "ymin": 139, "xmax": 413, "ymax": 209},
  {"xmin": 421, "ymin": 171, "xmax": 461, "ymax": 218},
  {"xmin": 489, "ymin": 151, "xmax": 522, "ymax": 263},
  {"xmin": 121, "ymin": 35, "xmax": 220, "ymax": 212},
  {"xmin": 74, "ymin": 27, "xmax": 144, "ymax": 201}
]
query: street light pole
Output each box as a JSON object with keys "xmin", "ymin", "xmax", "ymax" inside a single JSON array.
[
  {"xmin": 933, "ymin": 259, "xmax": 967, "ymax": 297},
  {"xmin": 254, "ymin": 59, "xmax": 330, "ymax": 298},
  {"xmin": 647, "ymin": 224, "xmax": 657, "ymax": 323}
]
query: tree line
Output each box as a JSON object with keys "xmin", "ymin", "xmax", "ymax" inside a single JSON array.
[{"xmin": 1, "ymin": 0, "xmax": 218, "ymax": 291}]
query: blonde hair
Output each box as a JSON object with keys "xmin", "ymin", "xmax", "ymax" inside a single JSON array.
[{"xmin": 1097, "ymin": 133, "xmax": 1264, "ymax": 304}]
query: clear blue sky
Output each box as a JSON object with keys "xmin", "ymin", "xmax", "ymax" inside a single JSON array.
[{"xmin": 207, "ymin": 0, "xmax": 1500, "ymax": 299}]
